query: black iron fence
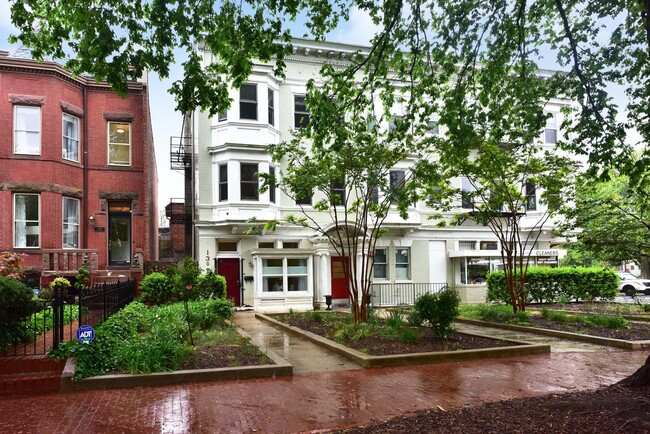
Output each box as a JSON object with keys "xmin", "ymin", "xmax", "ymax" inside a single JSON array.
[
  {"xmin": 79, "ymin": 280, "xmax": 136, "ymax": 328},
  {"xmin": 1, "ymin": 279, "xmax": 135, "ymax": 357},
  {"xmin": 371, "ymin": 282, "xmax": 452, "ymax": 307}
]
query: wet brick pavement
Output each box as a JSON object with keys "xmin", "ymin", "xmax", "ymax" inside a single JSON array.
[{"xmin": 0, "ymin": 349, "xmax": 646, "ymax": 433}]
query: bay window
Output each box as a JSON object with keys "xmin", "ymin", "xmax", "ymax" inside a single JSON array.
[
  {"xmin": 14, "ymin": 105, "xmax": 40, "ymax": 155},
  {"xmin": 62, "ymin": 114, "xmax": 80, "ymax": 162},
  {"xmin": 63, "ymin": 197, "xmax": 80, "ymax": 248},
  {"xmin": 14, "ymin": 193, "xmax": 40, "ymax": 248}
]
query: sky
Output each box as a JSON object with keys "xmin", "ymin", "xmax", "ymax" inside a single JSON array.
[{"xmin": 0, "ymin": 6, "xmax": 377, "ymax": 227}]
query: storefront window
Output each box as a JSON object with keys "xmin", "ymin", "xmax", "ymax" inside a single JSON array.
[{"xmin": 460, "ymin": 257, "xmax": 504, "ymax": 284}]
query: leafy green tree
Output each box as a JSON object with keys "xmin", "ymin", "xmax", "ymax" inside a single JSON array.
[{"xmin": 563, "ymin": 173, "xmax": 650, "ymax": 278}]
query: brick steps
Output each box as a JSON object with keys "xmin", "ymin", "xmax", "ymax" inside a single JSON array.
[{"xmin": 0, "ymin": 356, "xmax": 65, "ymax": 396}]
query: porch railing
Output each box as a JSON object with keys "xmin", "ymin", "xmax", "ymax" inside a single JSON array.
[
  {"xmin": 41, "ymin": 249, "xmax": 99, "ymax": 276},
  {"xmin": 371, "ymin": 282, "xmax": 452, "ymax": 307}
]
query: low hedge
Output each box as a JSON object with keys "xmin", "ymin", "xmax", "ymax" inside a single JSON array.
[{"xmin": 486, "ymin": 267, "xmax": 618, "ymax": 304}]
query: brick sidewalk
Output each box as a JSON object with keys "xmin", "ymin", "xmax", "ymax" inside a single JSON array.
[{"xmin": 0, "ymin": 350, "xmax": 645, "ymax": 433}]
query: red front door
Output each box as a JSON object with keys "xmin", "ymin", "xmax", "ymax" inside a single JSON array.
[
  {"xmin": 217, "ymin": 258, "xmax": 241, "ymax": 306},
  {"xmin": 331, "ymin": 256, "xmax": 350, "ymax": 300}
]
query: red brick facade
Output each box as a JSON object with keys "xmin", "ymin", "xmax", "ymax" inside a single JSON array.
[{"xmin": 0, "ymin": 51, "xmax": 158, "ymax": 282}]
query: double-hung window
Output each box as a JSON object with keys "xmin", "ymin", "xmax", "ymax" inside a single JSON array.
[
  {"xmin": 427, "ymin": 115, "xmax": 440, "ymax": 136},
  {"xmin": 219, "ymin": 164, "xmax": 228, "ymax": 201},
  {"xmin": 63, "ymin": 197, "xmax": 80, "ymax": 249},
  {"xmin": 240, "ymin": 163, "xmax": 259, "ymax": 201},
  {"xmin": 269, "ymin": 166, "xmax": 276, "ymax": 203},
  {"xmin": 461, "ymin": 177, "xmax": 475, "ymax": 209},
  {"xmin": 373, "ymin": 248, "xmax": 388, "ymax": 279},
  {"xmin": 108, "ymin": 122, "xmax": 131, "ymax": 166},
  {"xmin": 331, "ymin": 177, "xmax": 346, "ymax": 206},
  {"xmin": 14, "ymin": 105, "xmax": 41, "ymax": 155},
  {"xmin": 268, "ymin": 89, "xmax": 275, "ymax": 126},
  {"xmin": 389, "ymin": 170, "xmax": 405, "ymax": 204},
  {"xmin": 294, "ymin": 95, "xmax": 310, "ymax": 129},
  {"xmin": 545, "ymin": 113, "xmax": 557, "ymax": 144},
  {"xmin": 14, "ymin": 193, "xmax": 40, "ymax": 248},
  {"xmin": 240, "ymin": 84, "xmax": 258, "ymax": 120},
  {"xmin": 395, "ymin": 248, "xmax": 410, "ymax": 279},
  {"xmin": 62, "ymin": 114, "xmax": 80, "ymax": 162},
  {"xmin": 526, "ymin": 182, "xmax": 537, "ymax": 211}
]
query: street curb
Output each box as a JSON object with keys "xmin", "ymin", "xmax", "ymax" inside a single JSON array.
[
  {"xmin": 456, "ymin": 318, "xmax": 650, "ymax": 350},
  {"xmin": 256, "ymin": 313, "xmax": 550, "ymax": 368},
  {"xmin": 60, "ymin": 327, "xmax": 292, "ymax": 392}
]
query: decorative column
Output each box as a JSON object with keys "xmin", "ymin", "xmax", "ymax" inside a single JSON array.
[{"xmin": 312, "ymin": 237, "xmax": 330, "ymax": 309}]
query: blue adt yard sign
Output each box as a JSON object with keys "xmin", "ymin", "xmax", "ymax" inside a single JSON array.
[{"xmin": 77, "ymin": 325, "xmax": 95, "ymax": 345}]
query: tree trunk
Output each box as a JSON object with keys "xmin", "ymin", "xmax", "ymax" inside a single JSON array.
[
  {"xmin": 617, "ymin": 354, "xmax": 650, "ymax": 387},
  {"xmin": 639, "ymin": 256, "xmax": 650, "ymax": 279}
]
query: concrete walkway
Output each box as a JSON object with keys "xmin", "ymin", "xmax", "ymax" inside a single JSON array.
[
  {"xmin": 0, "ymin": 314, "xmax": 646, "ymax": 433},
  {"xmin": 235, "ymin": 312, "xmax": 362, "ymax": 374}
]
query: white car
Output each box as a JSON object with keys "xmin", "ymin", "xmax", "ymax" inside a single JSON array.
[{"xmin": 617, "ymin": 272, "xmax": 650, "ymax": 296}]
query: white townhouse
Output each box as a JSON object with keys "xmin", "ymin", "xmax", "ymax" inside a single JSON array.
[{"xmin": 194, "ymin": 38, "xmax": 567, "ymax": 312}]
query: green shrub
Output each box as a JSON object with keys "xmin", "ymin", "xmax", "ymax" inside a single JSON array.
[
  {"xmin": 309, "ymin": 311, "xmax": 323, "ymax": 323},
  {"xmin": 412, "ymin": 288, "xmax": 460, "ymax": 338},
  {"xmin": 177, "ymin": 257, "xmax": 202, "ymax": 300},
  {"xmin": 385, "ymin": 308, "xmax": 404, "ymax": 330},
  {"xmin": 187, "ymin": 298, "xmax": 234, "ymax": 330},
  {"xmin": 541, "ymin": 308, "xmax": 572, "ymax": 322},
  {"xmin": 486, "ymin": 267, "xmax": 618, "ymax": 304},
  {"xmin": 334, "ymin": 322, "xmax": 373, "ymax": 342},
  {"xmin": 139, "ymin": 272, "xmax": 176, "ymax": 305},
  {"xmin": 195, "ymin": 270, "xmax": 227, "ymax": 299},
  {"xmin": 401, "ymin": 329, "xmax": 420, "ymax": 343},
  {"xmin": 476, "ymin": 304, "xmax": 514, "ymax": 323},
  {"xmin": 582, "ymin": 313, "xmax": 629, "ymax": 329},
  {"xmin": 0, "ymin": 276, "xmax": 37, "ymax": 322},
  {"xmin": 407, "ymin": 310, "xmax": 423, "ymax": 327}
]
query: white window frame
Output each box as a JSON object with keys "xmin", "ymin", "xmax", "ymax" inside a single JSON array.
[
  {"xmin": 13, "ymin": 193, "xmax": 40, "ymax": 248},
  {"xmin": 261, "ymin": 256, "xmax": 310, "ymax": 293},
  {"xmin": 62, "ymin": 113, "xmax": 80, "ymax": 162},
  {"xmin": 219, "ymin": 163, "xmax": 228, "ymax": 201},
  {"xmin": 14, "ymin": 105, "xmax": 41, "ymax": 155},
  {"xmin": 240, "ymin": 162, "xmax": 259, "ymax": 201},
  {"xmin": 544, "ymin": 112, "xmax": 557, "ymax": 144},
  {"xmin": 373, "ymin": 248, "xmax": 388, "ymax": 280},
  {"xmin": 108, "ymin": 122, "xmax": 132, "ymax": 166},
  {"xmin": 395, "ymin": 247, "xmax": 410, "ymax": 280},
  {"xmin": 62, "ymin": 197, "xmax": 80, "ymax": 249},
  {"xmin": 240, "ymin": 83, "xmax": 258, "ymax": 121},
  {"xmin": 268, "ymin": 88, "xmax": 275, "ymax": 126},
  {"xmin": 294, "ymin": 95, "xmax": 310, "ymax": 129}
]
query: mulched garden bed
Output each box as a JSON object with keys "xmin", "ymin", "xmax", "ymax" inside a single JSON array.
[
  {"xmin": 529, "ymin": 302, "xmax": 650, "ymax": 318},
  {"xmin": 272, "ymin": 312, "xmax": 519, "ymax": 356},
  {"xmin": 520, "ymin": 316, "xmax": 650, "ymax": 340},
  {"xmin": 181, "ymin": 342, "xmax": 273, "ymax": 370},
  {"xmin": 331, "ymin": 385, "xmax": 650, "ymax": 433}
]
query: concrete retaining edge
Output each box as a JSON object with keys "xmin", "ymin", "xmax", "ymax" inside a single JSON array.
[
  {"xmin": 256, "ymin": 313, "xmax": 550, "ymax": 368},
  {"xmin": 456, "ymin": 318, "xmax": 650, "ymax": 350},
  {"xmin": 60, "ymin": 327, "xmax": 292, "ymax": 392}
]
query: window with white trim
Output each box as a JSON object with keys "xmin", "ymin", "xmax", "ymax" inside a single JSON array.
[
  {"xmin": 62, "ymin": 114, "xmax": 80, "ymax": 162},
  {"xmin": 14, "ymin": 193, "xmax": 40, "ymax": 248},
  {"xmin": 262, "ymin": 257, "xmax": 309, "ymax": 292},
  {"xmin": 14, "ymin": 105, "xmax": 40, "ymax": 155},
  {"xmin": 294, "ymin": 95, "xmax": 310, "ymax": 129},
  {"xmin": 240, "ymin": 163, "xmax": 259, "ymax": 201},
  {"xmin": 389, "ymin": 170, "xmax": 405, "ymax": 204},
  {"xmin": 240, "ymin": 84, "xmax": 257, "ymax": 120},
  {"xmin": 373, "ymin": 248, "xmax": 387, "ymax": 279},
  {"xmin": 269, "ymin": 166, "xmax": 276, "ymax": 203},
  {"xmin": 526, "ymin": 182, "xmax": 537, "ymax": 210},
  {"xmin": 108, "ymin": 122, "xmax": 131, "ymax": 166},
  {"xmin": 219, "ymin": 164, "xmax": 228, "ymax": 201},
  {"xmin": 63, "ymin": 197, "xmax": 80, "ymax": 249},
  {"xmin": 395, "ymin": 248, "xmax": 410, "ymax": 279},
  {"xmin": 461, "ymin": 177, "xmax": 475, "ymax": 209},
  {"xmin": 545, "ymin": 113, "xmax": 557, "ymax": 144},
  {"xmin": 268, "ymin": 89, "xmax": 275, "ymax": 126}
]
